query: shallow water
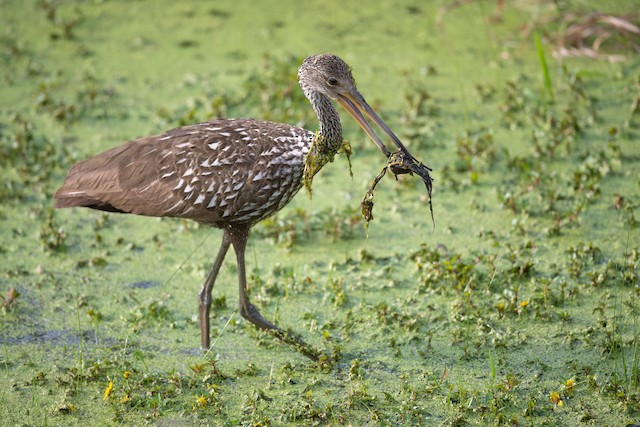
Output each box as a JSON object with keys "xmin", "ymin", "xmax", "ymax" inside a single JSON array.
[{"xmin": 1, "ymin": 0, "xmax": 639, "ymax": 425}]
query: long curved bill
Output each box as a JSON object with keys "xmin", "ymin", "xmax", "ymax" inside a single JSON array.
[{"xmin": 335, "ymin": 91, "xmax": 409, "ymax": 158}]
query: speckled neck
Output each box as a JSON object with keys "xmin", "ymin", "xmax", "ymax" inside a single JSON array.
[{"xmin": 302, "ymin": 87, "xmax": 344, "ymax": 153}]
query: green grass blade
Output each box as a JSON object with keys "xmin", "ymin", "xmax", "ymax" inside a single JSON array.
[
  {"xmin": 535, "ymin": 31, "xmax": 554, "ymax": 101},
  {"xmin": 489, "ymin": 349, "xmax": 496, "ymax": 382}
]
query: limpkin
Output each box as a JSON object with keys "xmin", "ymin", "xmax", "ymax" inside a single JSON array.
[{"xmin": 54, "ymin": 54, "xmax": 422, "ymax": 361}]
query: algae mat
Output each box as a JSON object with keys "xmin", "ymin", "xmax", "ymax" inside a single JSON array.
[{"xmin": 0, "ymin": 0, "xmax": 639, "ymax": 425}]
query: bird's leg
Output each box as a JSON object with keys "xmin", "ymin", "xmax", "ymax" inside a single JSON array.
[
  {"xmin": 228, "ymin": 224, "xmax": 283, "ymax": 330},
  {"xmin": 228, "ymin": 224, "xmax": 321, "ymax": 361},
  {"xmin": 198, "ymin": 232, "xmax": 231, "ymax": 350}
]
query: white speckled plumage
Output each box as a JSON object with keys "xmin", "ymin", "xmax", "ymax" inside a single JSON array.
[{"xmin": 54, "ymin": 118, "xmax": 313, "ymax": 227}]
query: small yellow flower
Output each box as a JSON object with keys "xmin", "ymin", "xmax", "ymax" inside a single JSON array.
[
  {"xmin": 549, "ymin": 391, "xmax": 563, "ymax": 406},
  {"xmin": 120, "ymin": 395, "xmax": 131, "ymax": 404},
  {"xmin": 196, "ymin": 395, "xmax": 207, "ymax": 408},
  {"xmin": 123, "ymin": 371, "xmax": 131, "ymax": 379},
  {"xmin": 103, "ymin": 380, "xmax": 114, "ymax": 400},
  {"xmin": 520, "ymin": 301, "xmax": 529, "ymax": 308},
  {"xmin": 565, "ymin": 378, "xmax": 575, "ymax": 394}
]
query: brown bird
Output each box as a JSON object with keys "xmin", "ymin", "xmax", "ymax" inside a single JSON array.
[{"xmin": 54, "ymin": 54, "xmax": 411, "ymax": 360}]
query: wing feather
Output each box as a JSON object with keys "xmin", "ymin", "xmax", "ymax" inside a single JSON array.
[{"xmin": 54, "ymin": 119, "xmax": 313, "ymax": 226}]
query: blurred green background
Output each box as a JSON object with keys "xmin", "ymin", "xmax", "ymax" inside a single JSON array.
[{"xmin": 1, "ymin": 0, "xmax": 639, "ymax": 425}]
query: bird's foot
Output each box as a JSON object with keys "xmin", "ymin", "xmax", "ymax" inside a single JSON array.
[
  {"xmin": 241, "ymin": 302, "xmax": 325, "ymax": 362},
  {"xmin": 268, "ymin": 328, "xmax": 323, "ymax": 362}
]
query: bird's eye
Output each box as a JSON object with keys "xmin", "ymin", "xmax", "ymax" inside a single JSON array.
[{"xmin": 327, "ymin": 77, "xmax": 339, "ymax": 86}]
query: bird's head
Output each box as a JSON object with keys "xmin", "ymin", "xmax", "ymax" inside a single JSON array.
[
  {"xmin": 298, "ymin": 53, "xmax": 409, "ymax": 158},
  {"xmin": 298, "ymin": 53, "xmax": 358, "ymax": 100}
]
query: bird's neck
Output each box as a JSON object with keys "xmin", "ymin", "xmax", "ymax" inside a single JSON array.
[
  {"xmin": 308, "ymin": 91, "xmax": 343, "ymax": 150},
  {"xmin": 301, "ymin": 90, "xmax": 348, "ymax": 194}
]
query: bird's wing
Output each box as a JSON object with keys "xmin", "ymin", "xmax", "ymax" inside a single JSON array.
[{"xmin": 54, "ymin": 119, "xmax": 313, "ymax": 226}]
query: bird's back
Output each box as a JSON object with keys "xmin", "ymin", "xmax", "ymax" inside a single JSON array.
[{"xmin": 54, "ymin": 118, "xmax": 314, "ymax": 227}]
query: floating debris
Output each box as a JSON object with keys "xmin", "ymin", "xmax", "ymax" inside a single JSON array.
[{"xmin": 302, "ymin": 133, "xmax": 352, "ymax": 196}]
